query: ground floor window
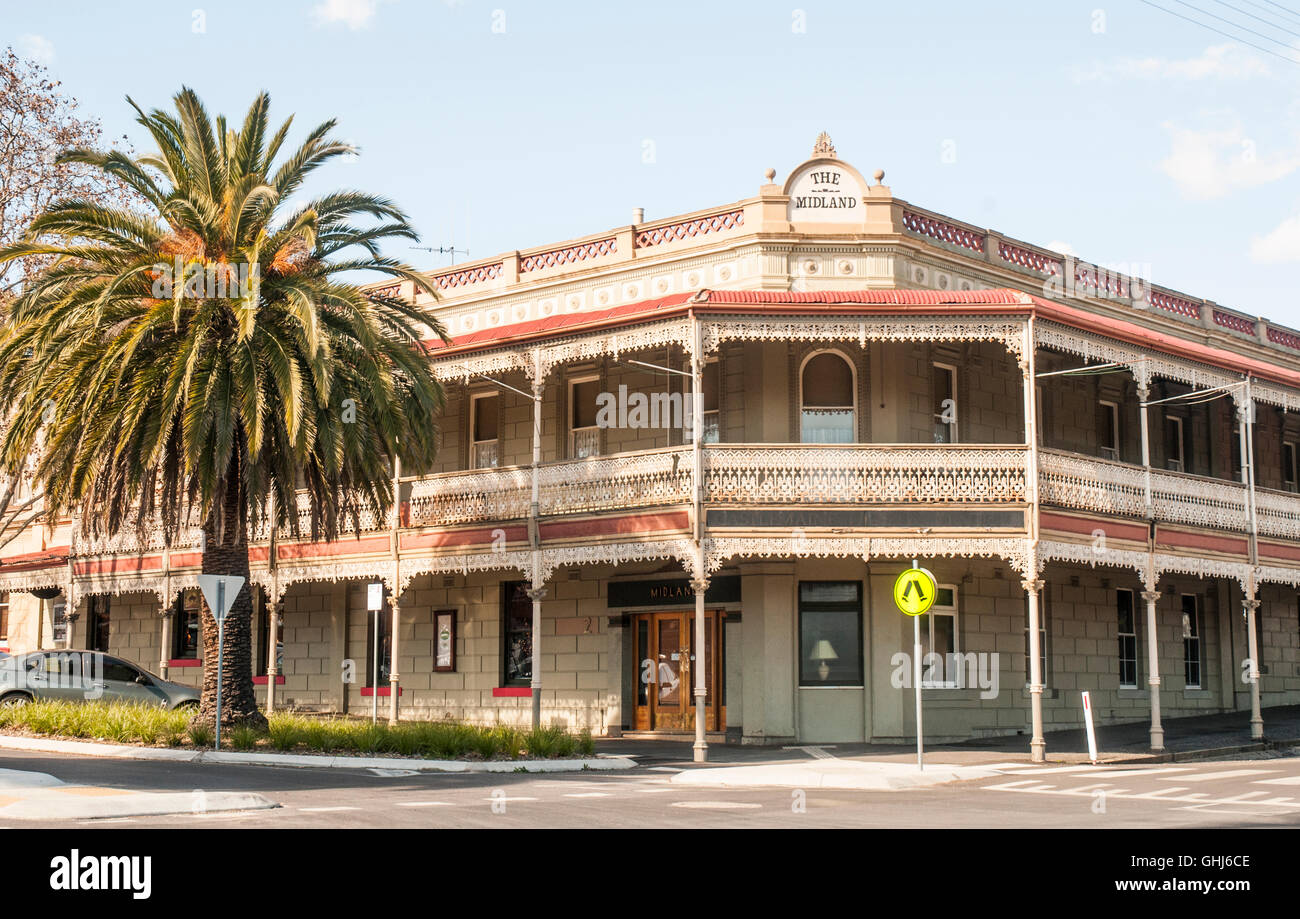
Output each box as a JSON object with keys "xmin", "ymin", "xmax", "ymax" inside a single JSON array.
[
  {"xmin": 364, "ymin": 586, "xmax": 392, "ymax": 689},
  {"xmin": 0, "ymin": 591, "xmax": 8, "ymax": 644},
  {"xmin": 88, "ymin": 595, "xmax": 111, "ymax": 652},
  {"xmin": 172, "ymin": 588, "xmax": 202, "ymax": 659},
  {"xmin": 798, "ymin": 581, "xmax": 863, "ymax": 686},
  {"xmin": 920, "ymin": 585, "xmax": 958, "ymax": 688},
  {"xmin": 1181, "ymin": 594, "xmax": 1202, "ymax": 688},
  {"xmin": 51, "ymin": 596, "xmax": 67, "ymax": 645},
  {"xmin": 1118, "ymin": 589, "xmax": 1138, "ymax": 688},
  {"xmin": 501, "ymin": 581, "xmax": 532, "ymax": 687},
  {"xmin": 256, "ymin": 588, "xmax": 281, "ymax": 677}
]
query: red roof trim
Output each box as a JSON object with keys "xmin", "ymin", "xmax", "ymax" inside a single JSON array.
[
  {"xmin": 0, "ymin": 546, "xmax": 69, "ymax": 572},
  {"xmin": 427, "ymin": 287, "xmax": 1300, "ymax": 390}
]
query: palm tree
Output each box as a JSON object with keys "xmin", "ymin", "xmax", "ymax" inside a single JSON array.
[{"xmin": 0, "ymin": 88, "xmax": 446, "ymax": 729}]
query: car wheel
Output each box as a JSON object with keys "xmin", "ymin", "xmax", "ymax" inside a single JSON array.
[{"xmin": 0, "ymin": 692, "xmax": 33, "ymax": 707}]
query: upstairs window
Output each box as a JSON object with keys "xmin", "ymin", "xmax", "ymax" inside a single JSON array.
[
  {"xmin": 568, "ymin": 376, "xmax": 601, "ymax": 458},
  {"xmin": 686, "ymin": 359, "xmax": 721, "ymax": 445},
  {"xmin": 1098, "ymin": 400, "xmax": 1120, "ymax": 461},
  {"xmin": 1164, "ymin": 415, "xmax": 1185, "ymax": 473},
  {"xmin": 471, "ymin": 393, "xmax": 500, "ymax": 469},
  {"xmin": 933, "ymin": 363, "xmax": 958, "ymax": 443},
  {"xmin": 800, "ymin": 352, "xmax": 855, "ymax": 444},
  {"xmin": 1284, "ymin": 441, "xmax": 1297, "ymax": 492}
]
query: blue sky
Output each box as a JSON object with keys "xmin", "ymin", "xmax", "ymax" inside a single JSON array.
[{"xmin": 8, "ymin": 0, "xmax": 1300, "ymax": 324}]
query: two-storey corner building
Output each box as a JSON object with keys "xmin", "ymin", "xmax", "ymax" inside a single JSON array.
[{"xmin": 3, "ymin": 134, "xmax": 1300, "ymax": 758}]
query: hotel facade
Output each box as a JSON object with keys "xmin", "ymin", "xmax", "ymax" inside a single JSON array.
[{"xmin": 3, "ymin": 134, "xmax": 1299, "ymax": 760}]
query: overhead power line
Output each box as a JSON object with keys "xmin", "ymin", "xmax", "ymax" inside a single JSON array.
[{"xmin": 1138, "ymin": 0, "xmax": 1300, "ymax": 65}]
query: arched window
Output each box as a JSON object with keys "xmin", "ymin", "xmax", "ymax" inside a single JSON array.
[{"xmin": 800, "ymin": 351, "xmax": 856, "ymax": 443}]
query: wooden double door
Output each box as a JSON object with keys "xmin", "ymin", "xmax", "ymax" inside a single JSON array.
[{"xmin": 632, "ymin": 610, "xmax": 725, "ymax": 733}]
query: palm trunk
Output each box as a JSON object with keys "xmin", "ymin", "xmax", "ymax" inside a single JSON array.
[{"xmin": 194, "ymin": 482, "xmax": 267, "ymax": 730}]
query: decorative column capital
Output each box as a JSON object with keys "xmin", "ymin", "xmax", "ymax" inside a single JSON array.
[
  {"xmin": 1020, "ymin": 578, "xmax": 1044, "ymax": 593},
  {"xmin": 1242, "ymin": 598, "xmax": 1261, "ymax": 614},
  {"xmin": 526, "ymin": 587, "xmax": 547, "ymax": 602},
  {"xmin": 689, "ymin": 578, "xmax": 710, "ymax": 594},
  {"xmin": 386, "ymin": 594, "xmax": 401, "ymax": 610},
  {"xmin": 1141, "ymin": 590, "xmax": 1162, "ymax": 604}
]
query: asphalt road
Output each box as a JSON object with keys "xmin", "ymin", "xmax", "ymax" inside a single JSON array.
[{"xmin": 2, "ymin": 747, "xmax": 1298, "ymax": 828}]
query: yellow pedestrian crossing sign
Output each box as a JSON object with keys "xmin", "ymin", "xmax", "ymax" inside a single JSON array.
[{"xmin": 893, "ymin": 567, "xmax": 937, "ymax": 617}]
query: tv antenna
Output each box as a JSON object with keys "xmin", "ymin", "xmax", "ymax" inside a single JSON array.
[{"xmin": 411, "ymin": 245, "xmax": 469, "ymax": 265}]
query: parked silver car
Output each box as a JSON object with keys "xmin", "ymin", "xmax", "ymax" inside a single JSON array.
[{"xmin": 0, "ymin": 650, "xmax": 200, "ymax": 709}]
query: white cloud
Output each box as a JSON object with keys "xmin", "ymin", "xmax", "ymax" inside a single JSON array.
[
  {"xmin": 312, "ymin": 0, "xmax": 382, "ymax": 30},
  {"xmin": 1250, "ymin": 213, "xmax": 1300, "ymax": 263},
  {"xmin": 1159, "ymin": 122, "xmax": 1300, "ymax": 200},
  {"xmin": 17, "ymin": 34, "xmax": 55, "ymax": 66},
  {"xmin": 1077, "ymin": 43, "xmax": 1269, "ymax": 82},
  {"xmin": 1044, "ymin": 240, "xmax": 1077, "ymax": 257}
]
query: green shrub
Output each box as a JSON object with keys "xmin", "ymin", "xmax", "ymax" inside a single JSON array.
[{"xmin": 0, "ymin": 700, "xmax": 595, "ymax": 759}]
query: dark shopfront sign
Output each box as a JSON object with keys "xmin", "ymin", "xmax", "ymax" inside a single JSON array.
[{"xmin": 607, "ymin": 575, "xmax": 740, "ymax": 609}]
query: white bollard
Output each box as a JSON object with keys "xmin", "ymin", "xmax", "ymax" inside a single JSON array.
[{"xmin": 1082, "ymin": 690, "xmax": 1098, "ymax": 765}]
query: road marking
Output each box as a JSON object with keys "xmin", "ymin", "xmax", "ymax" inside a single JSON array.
[
  {"xmin": 1136, "ymin": 787, "xmax": 1190, "ymax": 798},
  {"xmin": 782, "ymin": 745, "xmax": 838, "ymax": 760},
  {"xmin": 1076, "ymin": 767, "xmax": 1193, "ymax": 778},
  {"xmin": 985, "ymin": 780, "xmax": 1053, "ymax": 790},
  {"xmin": 634, "ymin": 788, "xmax": 675, "ymax": 794},
  {"xmin": 1167, "ymin": 769, "xmax": 1278, "ymax": 782},
  {"xmin": 395, "ymin": 801, "xmax": 454, "ymax": 807},
  {"xmin": 483, "ymin": 796, "xmax": 537, "ymax": 803},
  {"xmin": 1217, "ymin": 791, "xmax": 1273, "ymax": 802},
  {"xmin": 298, "ymin": 806, "xmax": 362, "ymax": 812},
  {"xmin": 562, "ymin": 792, "xmax": 611, "ymax": 798},
  {"xmin": 648, "ymin": 766, "xmax": 683, "ymax": 772},
  {"xmin": 1253, "ymin": 775, "xmax": 1300, "ymax": 785},
  {"xmin": 670, "ymin": 801, "xmax": 762, "ymax": 809}
]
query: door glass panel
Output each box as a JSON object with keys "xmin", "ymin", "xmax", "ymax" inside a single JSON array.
[
  {"xmin": 637, "ymin": 618, "xmax": 649, "ymax": 706},
  {"xmin": 656, "ymin": 618, "xmax": 681, "ymax": 706}
]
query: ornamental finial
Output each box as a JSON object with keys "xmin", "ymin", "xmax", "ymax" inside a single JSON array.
[{"xmin": 812, "ymin": 131, "xmax": 837, "ymax": 158}]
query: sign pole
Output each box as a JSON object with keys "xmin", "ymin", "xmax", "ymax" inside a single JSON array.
[
  {"xmin": 368, "ymin": 582, "xmax": 383, "ymax": 724},
  {"xmin": 894, "ymin": 561, "xmax": 935, "ymax": 773},
  {"xmin": 912, "ymin": 560, "xmax": 923, "ymax": 771},
  {"xmin": 214, "ymin": 580, "xmax": 224, "ymax": 751},
  {"xmin": 196, "ymin": 575, "xmax": 244, "ymax": 754},
  {"xmin": 914, "ymin": 603, "xmax": 923, "ymax": 771},
  {"xmin": 372, "ymin": 607, "xmax": 379, "ymax": 724}
]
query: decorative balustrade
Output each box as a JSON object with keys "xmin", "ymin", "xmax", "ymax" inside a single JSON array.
[
  {"xmin": 1254, "ymin": 488, "xmax": 1300, "ymax": 541},
  {"xmin": 72, "ymin": 517, "xmax": 204, "ymax": 556},
  {"xmin": 901, "ymin": 211, "xmax": 985, "ymax": 253},
  {"xmin": 64, "ymin": 448, "xmax": 1300, "ymax": 559},
  {"xmin": 406, "ymin": 466, "xmax": 532, "ymax": 527},
  {"xmin": 519, "ymin": 239, "xmax": 616, "ymax": 273},
  {"xmin": 537, "ymin": 446, "xmax": 692, "ymax": 515},
  {"xmin": 431, "ymin": 262, "xmax": 502, "ymax": 290},
  {"xmin": 1213, "ymin": 309, "xmax": 1256, "ymax": 335},
  {"xmin": 704, "ymin": 444, "xmax": 1027, "ymax": 505},
  {"xmin": 635, "ymin": 210, "xmax": 744, "ymax": 248},
  {"xmin": 1038, "ymin": 449, "xmax": 1250, "ymax": 532}
]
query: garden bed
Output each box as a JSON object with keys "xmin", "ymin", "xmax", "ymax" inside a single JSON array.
[{"xmin": 0, "ymin": 701, "xmax": 595, "ymax": 760}]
